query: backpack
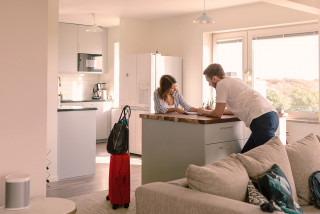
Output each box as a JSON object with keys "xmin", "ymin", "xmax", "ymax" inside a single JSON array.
[{"xmin": 309, "ymin": 171, "xmax": 320, "ymax": 209}]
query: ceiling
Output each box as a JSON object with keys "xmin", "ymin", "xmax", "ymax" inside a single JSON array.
[
  {"xmin": 59, "ymin": 0, "xmax": 320, "ymax": 27},
  {"xmin": 59, "ymin": 0, "xmax": 261, "ymax": 27}
]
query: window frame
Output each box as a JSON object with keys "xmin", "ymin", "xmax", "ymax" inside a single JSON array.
[{"xmin": 206, "ymin": 23, "xmax": 320, "ymax": 121}]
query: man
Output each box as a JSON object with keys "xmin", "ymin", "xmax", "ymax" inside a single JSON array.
[{"xmin": 198, "ymin": 63, "xmax": 279, "ymax": 153}]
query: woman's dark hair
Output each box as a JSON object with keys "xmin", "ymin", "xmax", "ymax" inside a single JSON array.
[
  {"xmin": 203, "ymin": 63, "xmax": 225, "ymax": 79},
  {"xmin": 158, "ymin": 75, "xmax": 177, "ymax": 100}
]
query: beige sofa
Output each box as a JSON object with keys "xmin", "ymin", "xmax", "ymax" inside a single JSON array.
[{"xmin": 136, "ymin": 133, "xmax": 320, "ymax": 214}]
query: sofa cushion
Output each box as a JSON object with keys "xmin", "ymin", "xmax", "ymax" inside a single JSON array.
[
  {"xmin": 186, "ymin": 154, "xmax": 249, "ymax": 202},
  {"xmin": 236, "ymin": 136, "xmax": 298, "ymax": 202},
  {"xmin": 285, "ymin": 133, "xmax": 320, "ymax": 205},
  {"xmin": 258, "ymin": 164, "xmax": 305, "ymax": 214}
]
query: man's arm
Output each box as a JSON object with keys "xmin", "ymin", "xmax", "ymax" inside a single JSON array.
[
  {"xmin": 198, "ymin": 103, "xmax": 226, "ymax": 118},
  {"xmin": 223, "ymin": 108, "xmax": 233, "ymax": 115}
]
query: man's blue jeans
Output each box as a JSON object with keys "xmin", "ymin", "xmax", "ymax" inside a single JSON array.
[{"xmin": 241, "ymin": 111, "xmax": 279, "ymax": 153}]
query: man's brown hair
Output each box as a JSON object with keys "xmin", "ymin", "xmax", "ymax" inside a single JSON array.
[{"xmin": 203, "ymin": 63, "xmax": 225, "ymax": 79}]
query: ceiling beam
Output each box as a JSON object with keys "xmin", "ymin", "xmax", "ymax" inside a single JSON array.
[{"xmin": 262, "ymin": 0, "xmax": 320, "ymax": 15}]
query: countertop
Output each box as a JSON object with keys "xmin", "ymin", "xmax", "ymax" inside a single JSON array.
[
  {"xmin": 139, "ymin": 113, "xmax": 240, "ymax": 124},
  {"xmin": 61, "ymin": 99, "xmax": 112, "ymax": 103},
  {"xmin": 140, "ymin": 112, "xmax": 287, "ymax": 125},
  {"xmin": 57, "ymin": 106, "xmax": 98, "ymax": 112}
]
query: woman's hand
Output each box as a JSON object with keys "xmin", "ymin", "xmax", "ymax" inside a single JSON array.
[{"xmin": 175, "ymin": 108, "xmax": 186, "ymax": 114}]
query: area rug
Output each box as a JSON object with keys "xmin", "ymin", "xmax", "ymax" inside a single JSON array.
[{"xmin": 68, "ymin": 190, "xmax": 136, "ymax": 214}]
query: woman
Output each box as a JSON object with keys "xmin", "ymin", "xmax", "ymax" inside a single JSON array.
[{"xmin": 154, "ymin": 75, "xmax": 198, "ymax": 114}]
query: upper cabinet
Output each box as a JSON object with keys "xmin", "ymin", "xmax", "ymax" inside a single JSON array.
[
  {"xmin": 58, "ymin": 23, "xmax": 104, "ymax": 73},
  {"xmin": 77, "ymin": 25, "xmax": 102, "ymax": 54},
  {"xmin": 58, "ymin": 23, "xmax": 78, "ymax": 73}
]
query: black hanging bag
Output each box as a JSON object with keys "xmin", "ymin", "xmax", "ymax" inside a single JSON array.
[
  {"xmin": 107, "ymin": 105, "xmax": 131, "ymax": 155},
  {"xmin": 309, "ymin": 171, "xmax": 320, "ymax": 209}
]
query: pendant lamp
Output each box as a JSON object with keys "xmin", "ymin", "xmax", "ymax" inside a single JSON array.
[
  {"xmin": 86, "ymin": 13, "xmax": 103, "ymax": 32},
  {"xmin": 193, "ymin": 0, "xmax": 215, "ymax": 24}
]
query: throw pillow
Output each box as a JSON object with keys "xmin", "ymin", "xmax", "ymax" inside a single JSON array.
[
  {"xmin": 247, "ymin": 179, "xmax": 282, "ymax": 212},
  {"xmin": 186, "ymin": 154, "xmax": 249, "ymax": 202},
  {"xmin": 258, "ymin": 164, "xmax": 305, "ymax": 214},
  {"xmin": 286, "ymin": 133, "xmax": 320, "ymax": 205},
  {"xmin": 236, "ymin": 136, "xmax": 298, "ymax": 202}
]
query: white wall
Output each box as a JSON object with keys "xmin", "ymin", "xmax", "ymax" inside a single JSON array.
[
  {"xmin": 47, "ymin": 0, "xmax": 59, "ymax": 183},
  {"xmin": 0, "ymin": 0, "xmax": 58, "ymax": 205},
  {"xmin": 100, "ymin": 27, "xmax": 116, "ymax": 100}
]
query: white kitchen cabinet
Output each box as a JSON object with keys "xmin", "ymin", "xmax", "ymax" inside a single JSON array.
[
  {"xmin": 82, "ymin": 102, "xmax": 110, "ymax": 141},
  {"xmin": 141, "ymin": 117, "xmax": 244, "ymax": 184},
  {"xmin": 77, "ymin": 25, "xmax": 102, "ymax": 54},
  {"xmin": 205, "ymin": 140, "xmax": 242, "ymax": 164},
  {"xmin": 127, "ymin": 110, "xmax": 145, "ymax": 155},
  {"xmin": 58, "ymin": 110, "xmax": 96, "ymax": 179},
  {"xmin": 61, "ymin": 102, "xmax": 83, "ymax": 107},
  {"xmin": 204, "ymin": 122, "xmax": 243, "ymax": 164},
  {"xmin": 58, "ymin": 23, "xmax": 78, "ymax": 73}
]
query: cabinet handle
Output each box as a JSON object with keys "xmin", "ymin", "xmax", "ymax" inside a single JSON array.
[
  {"xmin": 220, "ymin": 146, "xmax": 232, "ymax": 150},
  {"xmin": 220, "ymin": 126, "xmax": 233, "ymax": 130}
]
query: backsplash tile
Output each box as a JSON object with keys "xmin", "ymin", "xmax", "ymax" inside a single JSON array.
[{"xmin": 58, "ymin": 73, "xmax": 99, "ymax": 100}]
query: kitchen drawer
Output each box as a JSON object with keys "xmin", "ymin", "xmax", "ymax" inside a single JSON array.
[
  {"xmin": 205, "ymin": 140, "xmax": 242, "ymax": 164},
  {"xmin": 62, "ymin": 102, "xmax": 83, "ymax": 107},
  {"xmin": 204, "ymin": 121, "xmax": 243, "ymax": 144},
  {"xmin": 83, "ymin": 102, "xmax": 99, "ymax": 108}
]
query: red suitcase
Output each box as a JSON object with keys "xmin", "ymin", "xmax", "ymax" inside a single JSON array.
[{"xmin": 106, "ymin": 152, "xmax": 130, "ymax": 210}]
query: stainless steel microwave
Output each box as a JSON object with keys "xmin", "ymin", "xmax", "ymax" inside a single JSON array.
[{"xmin": 77, "ymin": 53, "xmax": 102, "ymax": 72}]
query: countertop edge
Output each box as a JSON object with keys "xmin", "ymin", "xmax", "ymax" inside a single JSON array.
[
  {"xmin": 61, "ymin": 99, "xmax": 113, "ymax": 103},
  {"xmin": 58, "ymin": 107, "xmax": 98, "ymax": 112},
  {"xmin": 140, "ymin": 113, "xmax": 240, "ymax": 124}
]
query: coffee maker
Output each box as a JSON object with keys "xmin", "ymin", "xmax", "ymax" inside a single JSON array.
[{"xmin": 92, "ymin": 83, "xmax": 106, "ymax": 99}]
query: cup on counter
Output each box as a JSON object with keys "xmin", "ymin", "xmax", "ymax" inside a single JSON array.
[{"xmin": 58, "ymin": 96, "xmax": 61, "ymax": 108}]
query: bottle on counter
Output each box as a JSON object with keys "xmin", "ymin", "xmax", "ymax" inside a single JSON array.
[
  {"xmin": 58, "ymin": 92, "xmax": 63, "ymax": 101},
  {"xmin": 58, "ymin": 92, "xmax": 63, "ymax": 108}
]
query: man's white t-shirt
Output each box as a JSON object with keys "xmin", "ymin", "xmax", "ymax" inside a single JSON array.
[{"xmin": 215, "ymin": 77, "xmax": 276, "ymax": 127}]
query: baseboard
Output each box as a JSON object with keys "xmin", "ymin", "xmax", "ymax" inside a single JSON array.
[{"xmin": 96, "ymin": 139, "xmax": 107, "ymax": 143}]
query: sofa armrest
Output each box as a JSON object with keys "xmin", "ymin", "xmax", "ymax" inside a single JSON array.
[{"xmin": 136, "ymin": 182, "xmax": 282, "ymax": 214}]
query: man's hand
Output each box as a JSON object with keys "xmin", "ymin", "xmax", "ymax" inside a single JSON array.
[
  {"xmin": 197, "ymin": 107, "xmax": 207, "ymax": 116},
  {"xmin": 205, "ymin": 105, "xmax": 213, "ymax": 110}
]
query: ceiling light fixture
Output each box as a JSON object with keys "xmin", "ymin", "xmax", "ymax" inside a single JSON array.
[
  {"xmin": 193, "ymin": 0, "xmax": 215, "ymax": 24},
  {"xmin": 86, "ymin": 13, "xmax": 103, "ymax": 32}
]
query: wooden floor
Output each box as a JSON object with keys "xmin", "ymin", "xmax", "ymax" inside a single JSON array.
[{"xmin": 46, "ymin": 142, "xmax": 142, "ymax": 198}]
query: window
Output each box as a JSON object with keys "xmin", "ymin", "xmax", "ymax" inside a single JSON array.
[
  {"xmin": 204, "ymin": 24, "xmax": 320, "ymax": 120},
  {"xmin": 202, "ymin": 32, "xmax": 247, "ymax": 107},
  {"xmin": 252, "ymin": 32, "xmax": 319, "ymax": 114},
  {"xmin": 215, "ymin": 39, "xmax": 243, "ymax": 79}
]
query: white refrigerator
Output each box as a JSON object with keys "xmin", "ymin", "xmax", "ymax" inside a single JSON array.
[{"xmin": 119, "ymin": 53, "xmax": 182, "ymax": 155}]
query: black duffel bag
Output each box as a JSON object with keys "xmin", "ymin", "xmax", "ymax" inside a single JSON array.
[
  {"xmin": 309, "ymin": 171, "xmax": 320, "ymax": 209},
  {"xmin": 107, "ymin": 105, "xmax": 131, "ymax": 155}
]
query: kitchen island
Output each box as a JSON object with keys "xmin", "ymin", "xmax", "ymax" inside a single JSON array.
[
  {"xmin": 57, "ymin": 106, "xmax": 97, "ymax": 179},
  {"xmin": 140, "ymin": 113, "xmax": 286, "ymax": 184}
]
